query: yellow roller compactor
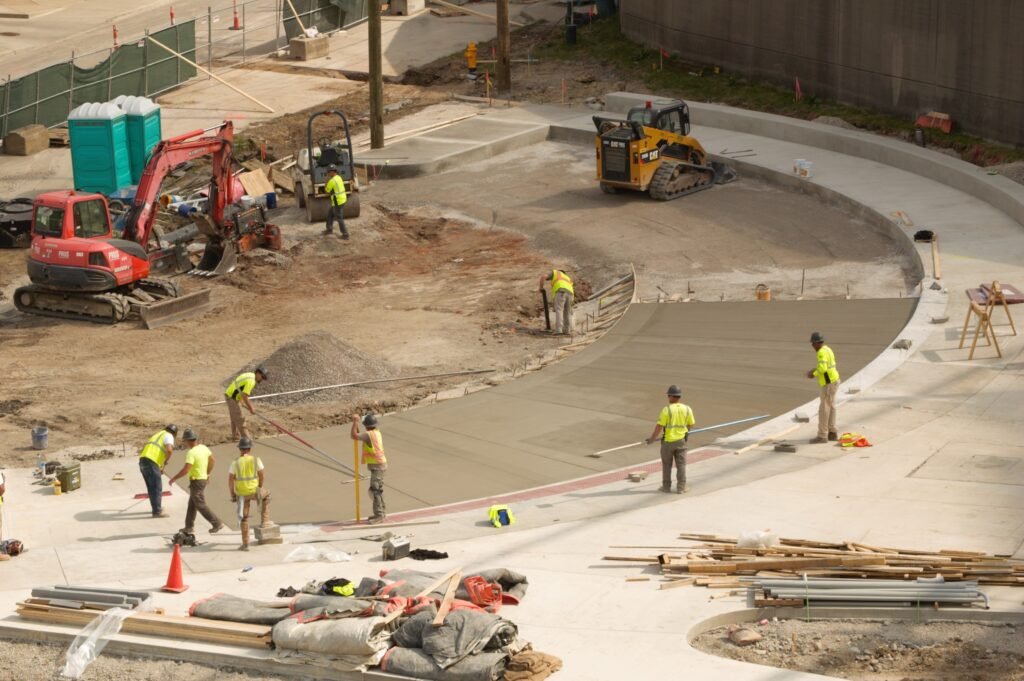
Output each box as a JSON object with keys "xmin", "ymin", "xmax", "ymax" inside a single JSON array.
[{"xmin": 594, "ymin": 98, "xmax": 737, "ymax": 200}]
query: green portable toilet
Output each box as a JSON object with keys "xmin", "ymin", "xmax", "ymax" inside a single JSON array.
[
  {"xmin": 68, "ymin": 102, "xmax": 132, "ymax": 195},
  {"xmin": 114, "ymin": 95, "xmax": 162, "ymax": 184}
]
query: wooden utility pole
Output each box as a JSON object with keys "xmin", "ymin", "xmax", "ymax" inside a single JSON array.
[
  {"xmin": 368, "ymin": 0, "xmax": 384, "ymax": 149},
  {"xmin": 496, "ymin": 0, "xmax": 511, "ymax": 92}
]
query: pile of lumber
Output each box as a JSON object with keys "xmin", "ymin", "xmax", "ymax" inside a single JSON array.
[
  {"xmin": 17, "ymin": 586, "xmax": 271, "ymax": 649},
  {"xmin": 605, "ymin": 532, "xmax": 1024, "ymax": 591}
]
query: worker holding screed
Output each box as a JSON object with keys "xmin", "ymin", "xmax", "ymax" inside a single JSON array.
[
  {"xmin": 351, "ymin": 413, "xmax": 387, "ymax": 524},
  {"xmin": 224, "ymin": 365, "xmax": 268, "ymax": 440},
  {"xmin": 645, "ymin": 384, "xmax": 695, "ymax": 494}
]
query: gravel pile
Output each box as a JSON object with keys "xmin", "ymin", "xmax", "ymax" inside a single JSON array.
[{"xmin": 233, "ymin": 331, "xmax": 396, "ymax": 406}]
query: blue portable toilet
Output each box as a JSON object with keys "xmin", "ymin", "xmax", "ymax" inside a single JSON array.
[
  {"xmin": 114, "ymin": 95, "xmax": 162, "ymax": 184},
  {"xmin": 68, "ymin": 102, "xmax": 132, "ymax": 195}
]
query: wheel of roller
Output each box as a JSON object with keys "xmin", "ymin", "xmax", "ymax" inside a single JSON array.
[
  {"xmin": 342, "ymin": 192, "xmax": 360, "ymax": 219},
  {"xmin": 306, "ymin": 196, "xmax": 330, "ymax": 223}
]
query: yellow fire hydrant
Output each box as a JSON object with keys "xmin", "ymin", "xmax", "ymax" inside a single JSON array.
[{"xmin": 465, "ymin": 42, "xmax": 478, "ymax": 74}]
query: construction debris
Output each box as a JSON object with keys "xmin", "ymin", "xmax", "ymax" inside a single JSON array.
[
  {"xmin": 604, "ymin": 532, "xmax": 1024, "ymax": 593},
  {"xmin": 2, "ymin": 124, "xmax": 49, "ymax": 156}
]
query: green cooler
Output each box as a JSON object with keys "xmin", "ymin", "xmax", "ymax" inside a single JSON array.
[{"xmin": 57, "ymin": 462, "xmax": 81, "ymax": 492}]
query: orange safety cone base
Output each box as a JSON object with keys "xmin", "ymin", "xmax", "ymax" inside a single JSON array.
[{"xmin": 162, "ymin": 544, "xmax": 190, "ymax": 592}]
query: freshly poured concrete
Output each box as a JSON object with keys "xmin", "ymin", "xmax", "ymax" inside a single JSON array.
[{"xmin": 201, "ymin": 299, "xmax": 914, "ymax": 525}]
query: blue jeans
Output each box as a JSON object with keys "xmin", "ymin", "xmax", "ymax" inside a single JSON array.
[{"xmin": 139, "ymin": 458, "xmax": 163, "ymax": 515}]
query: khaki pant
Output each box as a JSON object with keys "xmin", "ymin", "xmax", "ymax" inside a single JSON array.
[
  {"xmin": 184, "ymin": 479, "xmax": 222, "ymax": 533},
  {"xmin": 818, "ymin": 381, "xmax": 839, "ymax": 439},
  {"xmin": 237, "ymin": 488, "xmax": 271, "ymax": 548},
  {"xmin": 553, "ymin": 289, "xmax": 574, "ymax": 335},
  {"xmin": 226, "ymin": 399, "xmax": 250, "ymax": 440},
  {"xmin": 660, "ymin": 440, "xmax": 686, "ymax": 490},
  {"xmin": 368, "ymin": 465, "xmax": 386, "ymax": 519}
]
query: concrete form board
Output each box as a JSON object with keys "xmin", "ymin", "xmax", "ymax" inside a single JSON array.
[{"xmin": 202, "ymin": 299, "xmax": 914, "ymax": 525}]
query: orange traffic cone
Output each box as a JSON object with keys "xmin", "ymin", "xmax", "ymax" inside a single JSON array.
[{"xmin": 162, "ymin": 544, "xmax": 189, "ymax": 593}]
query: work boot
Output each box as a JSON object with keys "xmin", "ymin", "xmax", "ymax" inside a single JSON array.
[
  {"xmin": 809, "ymin": 436, "xmax": 828, "ymax": 444},
  {"xmin": 153, "ymin": 510, "xmax": 170, "ymax": 518},
  {"xmin": 238, "ymin": 544, "xmax": 249, "ymax": 552},
  {"xmin": 675, "ymin": 484, "xmax": 689, "ymax": 494},
  {"xmin": 367, "ymin": 515, "xmax": 385, "ymax": 525},
  {"xmin": 341, "ymin": 233, "xmax": 350, "ymax": 240},
  {"xmin": 210, "ymin": 523, "xmax": 225, "ymax": 534},
  {"xmin": 659, "ymin": 485, "xmax": 671, "ymax": 493},
  {"xmin": 828, "ymin": 432, "xmax": 838, "ymax": 441}
]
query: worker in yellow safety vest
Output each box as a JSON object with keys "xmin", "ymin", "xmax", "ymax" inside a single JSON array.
[
  {"xmin": 806, "ymin": 331, "xmax": 840, "ymax": 443},
  {"xmin": 645, "ymin": 384, "xmax": 696, "ymax": 493},
  {"xmin": 351, "ymin": 413, "xmax": 387, "ymax": 524},
  {"xmin": 138, "ymin": 424, "xmax": 178, "ymax": 518},
  {"xmin": 167, "ymin": 428, "xmax": 224, "ymax": 536},
  {"xmin": 224, "ymin": 365, "xmax": 268, "ymax": 440},
  {"xmin": 539, "ymin": 268, "xmax": 574, "ymax": 335},
  {"xmin": 323, "ymin": 165, "xmax": 350, "ymax": 240},
  {"xmin": 228, "ymin": 437, "xmax": 271, "ymax": 551}
]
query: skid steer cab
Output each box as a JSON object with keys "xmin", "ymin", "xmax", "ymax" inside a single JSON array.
[
  {"xmin": 594, "ymin": 98, "xmax": 737, "ymax": 201},
  {"xmin": 294, "ymin": 110, "xmax": 361, "ymax": 223}
]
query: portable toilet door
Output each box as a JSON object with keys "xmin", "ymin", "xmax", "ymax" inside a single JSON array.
[
  {"xmin": 114, "ymin": 95, "xmax": 162, "ymax": 184},
  {"xmin": 68, "ymin": 102, "xmax": 132, "ymax": 195}
]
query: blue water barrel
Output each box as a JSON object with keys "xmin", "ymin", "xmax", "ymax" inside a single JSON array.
[
  {"xmin": 68, "ymin": 102, "xmax": 132, "ymax": 195},
  {"xmin": 115, "ymin": 96, "xmax": 162, "ymax": 184}
]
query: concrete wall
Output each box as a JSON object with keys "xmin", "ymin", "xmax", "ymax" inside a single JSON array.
[{"xmin": 621, "ymin": 0, "xmax": 1024, "ymax": 146}]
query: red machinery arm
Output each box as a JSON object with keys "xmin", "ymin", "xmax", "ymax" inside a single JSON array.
[{"xmin": 122, "ymin": 121, "xmax": 234, "ymax": 244}]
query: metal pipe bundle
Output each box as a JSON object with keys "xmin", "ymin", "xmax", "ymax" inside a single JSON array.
[{"xmin": 744, "ymin": 576, "xmax": 989, "ymax": 609}]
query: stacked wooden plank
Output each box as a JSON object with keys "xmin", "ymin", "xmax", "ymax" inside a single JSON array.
[
  {"xmin": 16, "ymin": 596, "xmax": 271, "ymax": 649},
  {"xmin": 605, "ymin": 532, "xmax": 1024, "ymax": 590}
]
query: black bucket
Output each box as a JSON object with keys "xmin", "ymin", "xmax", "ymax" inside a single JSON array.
[{"xmin": 565, "ymin": 24, "xmax": 577, "ymax": 46}]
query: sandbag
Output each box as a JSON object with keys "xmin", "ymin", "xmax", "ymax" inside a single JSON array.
[
  {"xmin": 394, "ymin": 609, "xmax": 518, "ymax": 669},
  {"xmin": 380, "ymin": 646, "xmax": 508, "ymax": 681},
  {"xmin": 289, "ymin": 594, "xmax": 380, "ymax": 616},
  {"xmin": 377, "ymin": 568, "xmax": 529, "ymax": 604},
  {"xmin": 188, "ymin": 593, "xmax": 291, "ymax": 625},
  {"xmin": 272, "ymin": 613, "xmax": 391, "ymax": 658}
]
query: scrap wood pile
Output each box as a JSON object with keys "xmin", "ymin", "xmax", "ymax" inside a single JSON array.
[
  {"xmin": 605, "ymin": 532, "xmax": 1024, "ymax": 594},
  {"xmin": 18, "ymin": 570, "xmax": 561, "ymax": 681}
]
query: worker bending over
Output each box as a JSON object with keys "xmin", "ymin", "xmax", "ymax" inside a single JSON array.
[
  {"xmin": 807, "ymin": 331, "xmax": 840, "ymax": 443},
  {"xmin": 225, "ymin": 365, "xmax": 267, "ymax": 440},
  {"xmin": 138, "ymin": 424, "xmax": 177, "ymax": 517},
  {"xmin": 645, "ymin": 384, "xmax": 696, "ymax": 493},
  {"xmin": 228, "ymin": 437, "xmax": 271, "ymax": 551},
  {"xmin": 539, "ymin": 268, "xmax": 574, "ymax": 335},
  {"xmin": 351, "ymin": 413, "xmax": 387, "ymax": 524},
  {"xmin": 323, "ymin": 165, "xmax": 349, "ymax": 239},
  {"xmin": 167, "ymin": 429, "xmax": 224, "ymax": 536}
]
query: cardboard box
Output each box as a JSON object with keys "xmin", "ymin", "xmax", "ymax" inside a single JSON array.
[{"xmin": 289, "ymin": 35, "xmax": 329, "ymax": 61}]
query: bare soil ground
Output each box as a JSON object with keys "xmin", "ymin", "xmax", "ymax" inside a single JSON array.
[{"xmin": 692, "ymin": 618, "xmax": 1024, "ymax": 681}]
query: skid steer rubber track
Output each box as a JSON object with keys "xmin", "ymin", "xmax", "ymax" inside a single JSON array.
[
  {"xmin": 649, "ymin": 159, "xmax": 719, "ymax": 201},
  {"xmin": 13, "ymin": 285, "xmax": 131, "ymax": 323}
]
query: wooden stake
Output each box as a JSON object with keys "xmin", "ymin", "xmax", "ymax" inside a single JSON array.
[
  {"xmin": 283, "ymin": 0, "xmax": 307, "ymax": 34},
  {"xmin": 353, "ymin": 440, "xmax": 360, "ymax": 522},
  {"xmin": 432, "ymin": 570, "xmax": 462, "ymax": 627},
  {"xmin": 146, "ymin": 36, "xmax": 274, "ymax": 112},
  {"xmin": 496, "ymin": 0, "xmax": 511, "ymax": 92},
  {"xmin": 368, "ymin": 0, "xmax": 384, "ymax": 148},
  {"xmin": 931, "ymin": 235, "xmax": 942, "ymax": 280}
]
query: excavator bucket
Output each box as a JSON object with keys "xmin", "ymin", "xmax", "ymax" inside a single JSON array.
[
  {"xmin": 140, "ymin": 288, "xmax": 212, "ymax": 329},
  {"xmin": 194, "ymin": 240, "xmax": 238, "ymax": 277}
]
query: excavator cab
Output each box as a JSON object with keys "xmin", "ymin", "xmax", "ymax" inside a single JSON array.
[{"xmin": 294, "ymin": 110, "xmax": 361, "ymax": 222}]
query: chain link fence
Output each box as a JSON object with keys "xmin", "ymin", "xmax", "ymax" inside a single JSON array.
[{"xmin": 1, "ymin": 0, "xmax": 368, "ymax": 137}]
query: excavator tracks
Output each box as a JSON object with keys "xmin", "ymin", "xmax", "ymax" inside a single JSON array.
[
  {"xmin": 13, "ymin": 286, "xmax": 131, "ymax": 323},
  {"xmin": 648, "ymin": 159, "xmax": 719, "ymax": 201}
]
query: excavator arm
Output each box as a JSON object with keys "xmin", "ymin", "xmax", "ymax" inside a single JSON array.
[{"xmin": 122, "ymin": 121, "xmax": 235, "ymax": 245}]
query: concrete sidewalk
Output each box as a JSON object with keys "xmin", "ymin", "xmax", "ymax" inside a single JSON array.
[{"xmin": 2, "ymin": 98, "xmax": 1024, "ymax": 681}]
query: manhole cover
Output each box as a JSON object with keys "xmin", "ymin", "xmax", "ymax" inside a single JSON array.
[{"xmin": 0, "ymin": 32, "xmax": 19, "ymax": 37}]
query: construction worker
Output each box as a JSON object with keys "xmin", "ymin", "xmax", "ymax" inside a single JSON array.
[
  {"xmin": 807, "ymin": 331, "xmax": 840, "ymax": 443},
  {"xmin": 225, "ymin": 365, "xmax": 268, "ymax": 440},
  {"xmin": 645, "ymin": 385, "xmax": 696, "ymax": 493},
  {"xmin": 323, "ymin": 165, "xmax": 349, "ymax": 240},
  {"xmin": 539, "ymin": 268, "xmax": 574, "ymax": 335},
  {"xmin": 228, "ymin": 437, "xmax": 271, "ymax": 551},
  {"xmin": 167, "ymin": 429, "xmax": 224, "ymax": 536},
  {"xmin": 351, "ymin": 413, "xmax": 387, "ymax": 524},
  {"xmin": 138, "ymin": 424, "xmax": 177, "ymax": 517}
]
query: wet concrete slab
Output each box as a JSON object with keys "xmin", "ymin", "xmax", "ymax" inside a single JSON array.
[{"xmin": 198, "ymin": 298, "xmax": 915, "ymax": 525}]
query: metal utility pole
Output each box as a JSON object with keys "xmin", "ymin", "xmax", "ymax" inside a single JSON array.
[
  {"xmin": 369, "ymin": 0, "xmax": 384, "ymax": 148},
  {"xmin": 496, "ymin": 0, "xmax": 511, "ymax": 92}
]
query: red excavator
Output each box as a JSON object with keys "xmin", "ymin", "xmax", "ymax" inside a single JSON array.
[{"xmin": 13, "ymin": 121, "xmax": 279, "ymax": 327}]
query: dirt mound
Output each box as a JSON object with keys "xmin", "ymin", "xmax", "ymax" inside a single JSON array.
[{"xmin": 238, "ymin": 331, "xmax": 397, "ymax": 406}]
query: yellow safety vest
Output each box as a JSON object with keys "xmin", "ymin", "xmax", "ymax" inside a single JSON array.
[
  {"xmin": 185, "ymin": 444, "xmax": 213, "ymax": 481},
  {"xmin": 225, "ymin": 372, "xmax": 256, "ymax": 401},
  {"xmin": 139, "ymin": 430, "xmax": 172, "ymax": 468},
  {"xmin": 362, "ymin": 429, "xmax": 387, "ymax": 466},
  {"xmin": 325, "ymin": 175, "xmax": 347, "ymax": 207},
  {"xmin": 658, "ymin": 403, "xmax": 694, "ymax": 443},
  {"xmin": 488, "ymin": 504, "xmax": 516, "ymax": 527},
  {"xmin": 550, "ymin": 269, "xmax": 574, "ymax": 297},
  {"xmin": 233, "ymin": 455, "xmax": 261, "ymax": 497},
  {"xmin": 814, "ymin": 345, "xmax": 840, "ymax": 386}
]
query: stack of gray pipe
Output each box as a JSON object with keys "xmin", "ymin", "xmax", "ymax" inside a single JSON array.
[
  {"xmin": 31, "ymin": 585, "xmax": 151, "ymax": 610},
  {"xmin": 744, "ymin": 576, "xmax": 989, "ymax": 609}
]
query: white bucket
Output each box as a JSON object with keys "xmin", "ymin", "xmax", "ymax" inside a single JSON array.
[
  {"xmin": 793, "ymin": 159, "xmax": 805, "ymax": 175},
  {"xmin": 797, "ymin": 160, "xmax": 813, "ymax": 178}
]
